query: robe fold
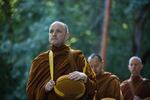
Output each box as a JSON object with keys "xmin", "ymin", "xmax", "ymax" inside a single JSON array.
[
  {"xmin": 26, "ymin": 45, "xmax": 96, "ymax": 100},
  {"xmin": 121, "ymin": 75, "xmax": 150, "ymax": 100},
  {"xmin": 95, "ymin": 72, "xmax": 123, "ymax": 100}
]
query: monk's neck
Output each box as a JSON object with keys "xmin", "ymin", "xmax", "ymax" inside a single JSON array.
[
  {"xmin": 129, "ymin": 75, "xmax": 143, "ymax": 82},
  {"xmin": 51, "ymin": 44, "xmax": 70, "ymax": 54},
  {"xmin": 96, "ymin": 70, "xmax": 104, "ymax": 77}
]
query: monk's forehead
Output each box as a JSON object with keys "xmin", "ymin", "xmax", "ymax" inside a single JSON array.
[
  {"xmin": 50, "ymin": 22, "xmax": 65, "ymax": 29},
  {"xmin": 129, "ymin": 58, "xmax": 141, "ymax": 64},
  {"xmin": 91, "ymin": 56, "xmax": 99, "ymax": 63}
]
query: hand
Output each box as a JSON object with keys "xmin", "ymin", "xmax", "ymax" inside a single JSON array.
[
  {"xmin": 68, "ymin": 71, "xmax": 87, "ymax": 83},
  {"xmin": 45, "ymin": 80, "xmax": 55, "ymax": 92}
]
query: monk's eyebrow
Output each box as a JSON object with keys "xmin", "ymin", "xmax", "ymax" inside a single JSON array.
[
  {"xmin": 56, "ymin": 29, "xmax": 62, "ymax": 32},
  {"xmin": 49, "ymin": 29, "xmax": 53, "ymax": 33},
  {"xmin": 49, "ymin": 28, "xmax": 63, "ymax": 34}
]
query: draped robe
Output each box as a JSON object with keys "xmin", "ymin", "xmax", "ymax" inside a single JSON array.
[
  {"xmin": 26, "ymin": 45, "xmax": 96, "ymax": 100},
  {"xmin": 121, "ymin": 75, "xmax": 150, "ymax": 100},
  {"xmin": 95, "ymin": 72, "xmax": 123, "ymax": 100}
]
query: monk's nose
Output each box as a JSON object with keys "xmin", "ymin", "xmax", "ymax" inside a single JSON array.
[{"xmin": 132, "ymin": 65, "xmax": 136, "ymax": 70}]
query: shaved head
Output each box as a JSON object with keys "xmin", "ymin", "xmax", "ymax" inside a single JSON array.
[
  {"xmin": 129, "ymin": 56, "xmax": 142, "ymax": 65},
  {"xmin": 48, "ymin": 21, "xmax": 70, "ymax": 47},
  {"xmin": 128, "ymin": 56, "xmax": 143, "ymax": 76},
  {"xmin": 49, "ymin": 21, "xmax": 69, "ymax": 34}
]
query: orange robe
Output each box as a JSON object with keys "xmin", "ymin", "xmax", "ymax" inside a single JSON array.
[
  {"xmin": 95, "ymin": 72, "xmax": 123, "ymax": 100},
  {"xmin": 121, "ymin": 75, "xmax": 150, "ymax": 100},
  {"xmin": 26, "ymin": 45, "xmax": 96, "ymax": 100}
]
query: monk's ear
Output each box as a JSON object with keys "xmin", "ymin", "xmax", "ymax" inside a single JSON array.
[
  {"xmin": 101, "ymin": 60, "xmax": 105, "ymax": 69},
  {"xmin": 128, "ymin": 64, "xmax": 131, "ymax": 71},
  {"xmin": 65, "ymin": 32, "xmax": 70, "ymax": 41}
]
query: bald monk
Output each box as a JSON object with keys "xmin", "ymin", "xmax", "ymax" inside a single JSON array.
[
  {"xmin": 88, "ymin": 53, "xmax": 123, "ymax": 100},
  {"xmin": 121, "ymin": 56, "xmax": 150, "ymax": 100},
  {"xmin": 26, "ymin": 21, "xmax": 96, "ymax": 100}
]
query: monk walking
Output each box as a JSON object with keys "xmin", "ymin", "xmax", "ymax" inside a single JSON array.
[
  {"xmin": 26, "ymin": 21, "xmax": 96, "ymax": 100},
  {"xmin": 121, "ymin": 56, "xmax": 150, "ymax": 100},
  {"xmin": 88, "ymin": 53, "xmax": 123, "ymax": 100}
]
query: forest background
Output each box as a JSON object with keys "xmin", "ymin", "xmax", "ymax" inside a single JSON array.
[{"xmin": 0, "ymin": 0, "xmax": 150, "ymax": 99}]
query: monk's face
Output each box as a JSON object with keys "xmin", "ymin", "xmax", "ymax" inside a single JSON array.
[
  {"xmin": 128, "ymin": 59, "xmax": 143, "ymax": 76},
  {"xmin": 49, "ymin": 22, "xmax": 69, "ymax": 47},
  {"xmin": 89, "ymin": 56, "xmax": 103, "ymax": 75}
]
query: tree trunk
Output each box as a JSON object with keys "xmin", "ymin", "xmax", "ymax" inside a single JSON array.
[{"xmin": 100, "ymin": 0, "xmax": 111, "ymax": 66}]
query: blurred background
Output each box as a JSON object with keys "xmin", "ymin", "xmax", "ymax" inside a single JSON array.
[{"xmin": 0, "ymin": 0, "xmax": 150, "ymax": 99}]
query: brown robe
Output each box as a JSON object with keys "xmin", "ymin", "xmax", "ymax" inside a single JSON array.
[
  {"xmin": 120, "ymin": 75, "xmax": 150, "ymax": 100},
  {"xmin": 95, "ymin": 72, "xmax": 123, "ymax": 100},
  {"xmin": 26, "ymin": 45, "xmax": 96, "ymax": 100}
]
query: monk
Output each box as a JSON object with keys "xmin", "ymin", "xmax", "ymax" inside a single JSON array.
[
  {"xmin": 88, "ymin": 53, "xmax": 123, "ymax": 100},
  {"xmin": 120, "ymin": 56, "xmax": 150, "ymax": 100},
  {"xmin": 26, "ymin": 21, "xmax": 96, "ymax": 100}
]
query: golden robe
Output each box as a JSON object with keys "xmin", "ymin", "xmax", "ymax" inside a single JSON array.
[
  {"xmin": 95, "ymin": 72, "xmax": 123, "ymax": 100},
  {"xmin": 121, "ymin": 75, "xmax": 150, "ymax": 100},
  {"xmin": 26, "ymin": 45, "xmax": 96, "ymax": 100}
]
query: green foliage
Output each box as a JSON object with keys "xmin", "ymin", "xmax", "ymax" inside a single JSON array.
[{"xmin": 0, "ymin": 0, "xmax": 150, "ymax": 99}]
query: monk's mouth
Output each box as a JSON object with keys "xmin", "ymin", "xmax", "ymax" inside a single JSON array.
[{"xmin": 52, "ymin": 38, "xmax": 57, "ymax": 40}]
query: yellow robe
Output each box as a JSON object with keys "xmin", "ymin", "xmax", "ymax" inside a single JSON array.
[
  {"xmin": 121, "ymin": 75, "xmax": 150, "ymax": 100},
  {"xmin": 95, "ymin": 72, "xmax": 123, "ymax": 100},
  {"xmin": 26, "ymin": 45, "xmax": 96, "ymax": 100}
]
